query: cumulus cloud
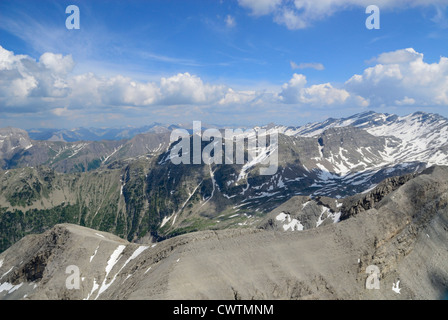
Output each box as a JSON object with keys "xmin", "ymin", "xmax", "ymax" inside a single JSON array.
[
  {"xmin": 159, "ymin": 73, "xmax": 227, "ymax": 105},
  {"xmin": 1, "ymin": 45, "xmax": 448, "ymax": 121},
  {"xmin": 371, "ymin": 47, "xmax": 423, "ymax": 64},
  {"xmin": 300, "ymin": 83, "xmax": 350, "ymax": 105},
  {"xmin": 0, "ymin": 46, "xmax": 74, "ymax": 109},
  {"xmin": 346, "ymin": 48, "xmax": 448, "ymax": 106},
  {"xmin": 99, "ymin": 75, "xmax": 160, "ymax": 107},
  {"xmin": 39, "ymin": 52, "xmax": 75, "ymax": 75},
  {"xmin": 219, "ymin": 88, "xmax": 260, "ymax": 105},
  {"xmin": 279, "ymin": 73, "xmax": 365, "ymax": 107},
  {"xmin": 282, "ymin": 47, "xmax": 448, "ymax": 109},
  {"xmin": 279, "ymin": 73, "xmax": 307, "ymax": 103},
  {"xmin": 0, "ymin": 46, "xmax": 229, "ymax": 112},
  {"xmin": 238, "ymin": 0, "xmax": 447, "ymax": 30}
]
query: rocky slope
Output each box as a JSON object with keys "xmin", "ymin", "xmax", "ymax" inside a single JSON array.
[{"xmin": 0, "ymin": 166, "xmax": 447, "ymax": 300}]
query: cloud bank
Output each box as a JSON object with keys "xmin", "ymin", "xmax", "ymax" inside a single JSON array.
[{"xmin": 1, "ymin": 45, "xmax": 448, "ymax": 123}]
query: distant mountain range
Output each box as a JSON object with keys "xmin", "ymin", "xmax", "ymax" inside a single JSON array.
[
  {"xmin": 26, "ymin": 122, "xmax": 242, "ymax": 142},
  {"xmin": 26, "ymin": 124, "xmax": 174, "ymax": 142}
]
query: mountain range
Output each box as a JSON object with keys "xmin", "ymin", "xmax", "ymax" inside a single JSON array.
[
  {"xmin": 0, "ymin": 110, "xmax": 447, "ymax": 258},
  {"xmin": 25, "ymin": 122, "xmax": 241, "ymax": 142}
]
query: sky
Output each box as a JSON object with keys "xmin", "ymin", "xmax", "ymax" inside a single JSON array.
[{"xmin": 1, "ymin": 0, "xmax": 448, "ymax": 129}]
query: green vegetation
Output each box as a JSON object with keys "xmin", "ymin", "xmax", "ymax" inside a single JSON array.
[
  {"xmin": 7, "ymin": 182, "xmax": 42, "ymax": 207},
  {"xmin": 164, "ymin": 216, "xmax": 219, "ymax": 238},
  {"xmin": 73, "ymin": 163, "xmax": 85, "ymax": 173},
  {"xmin": 87, "ymin": 159, "xmax": 102, "ymax": 171},
  {"xmin": 0, "ymin": 204, "xmax": 81, "ymax": 252}
]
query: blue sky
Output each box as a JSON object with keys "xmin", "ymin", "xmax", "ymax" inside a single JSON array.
[{"xmin": 1, "ymin": 0, "xmax": 448, "ymax": 129}]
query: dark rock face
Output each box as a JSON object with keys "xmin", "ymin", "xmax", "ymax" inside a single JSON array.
[
  {"xmin": 8, "ymin": 226, "xmax": 71, "ymax": 284},
  {"xmin": 340, "ymin": 173, "xmax": 418, "ymax": 220}
]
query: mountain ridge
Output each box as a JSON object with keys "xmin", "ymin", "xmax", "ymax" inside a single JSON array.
[
  {"xmin": 21, "ymin": 110, "xmax": 448, "ymax": 141},
  {"xmin": 1, "ymin": 110, "xmax": 448, "ymax": 255}
]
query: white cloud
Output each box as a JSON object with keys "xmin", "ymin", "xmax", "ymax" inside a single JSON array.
[
  {"xmin": 238, "ymin": 0, "xmax": 447, "ymax": 30},
  {"xmin": 11, "ymin": 75, "xmax": 38, "ymax": 98},
  {"xmin": 0, "ymin": 46, "xmax": 229, "ymax": 111},
  {"xmin": 0, "ymin": 46, "xmax": 72, "ymax": 105},
  {"xmin": 219, "ymin": 88, "xmax": 259, "ymax": 105},
  {"xmin": 291, "ymin": 61, "xmax": 325, "ymax": 70},
  {"xmin": 159, "ymin": 73, "xmax": 227, "ymax": 105},
  {"xmin": 346, "ymin": 48, "xmax": 448, "ymax": 106},
  {"xmin": 279, "ymin": 73, "xmax": 357, "ymax": 106},
  {"xmin": 238, "ymin": 0, "xmax": 282, "ymax": 16},
  {"xmin": 290, "ymin": 61, "xmax": 299, "ymax": 69},
  {"xmin": 373, "ymin": 47, "xmax": 422, "ymax": 64},
  {"xmin": 274, "ymin": 7, "xmax": 307, "ymax": 29},
  {"xmin": 39, "ymin": 52, "xmax": 75, "ymax": 75},
  {"xmin": 283, "ymin": 48, "xmax": 448, "ymax": 109},
  {"xmin": 2, "ymin": 45, "xmax": 448, "ymax": 121},
  {"xmin": 279, "ymin": 73, "xmax": 307, "ymax": 103},
  {"xmin": 100, "ymin": 75, "xmax": 160, "ymax": 107},
  {"xmin": 67, "ymin": 73, "xmax": 104, "ymax": 108},
  {"xmin": 301, "ymin": 83, "xmax": 350, "ymax": 105},
  {"xmin": 51, "ymin": 107, "xmax": 71, "ymax": 116},
  {"xmin": 225, "ymin": 15, "xmax": 236, "ymax": 28},
  {"xmin": 395, "ymin": 96, "xmax": 416, "ymax": 106}
]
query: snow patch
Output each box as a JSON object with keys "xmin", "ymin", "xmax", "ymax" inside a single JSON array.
[
  {"xmin": 276, "ymin": 212, "xmax": 304, "ymax": 231},
  {"xmin": 0, "ymin": 266, "xmax": 14, "ymax": 280},
  {"xmin": 0, "ymin": 282, "xmax": 23, "ymax": 294},
  {"xmin": 392, "ymin": 281, "xmax": 401, "ymax": 294},
  {"xmin": 95, "ymin": 245, "xmax": 126, "ymax": 299},
  {"xmin": 90, "ymin": 245, "xmax": 99, "ymax": 263},
  {"xmin": 102, "ymin": 145, "xmax": 123, "ymax": 163},
  {"xmin": 85, "ymin": 278, "xmax": 99, "ymax": 300},
  {"xmin": 160, "ymin": 214, "xmax": 172, "ymax": 228}
]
